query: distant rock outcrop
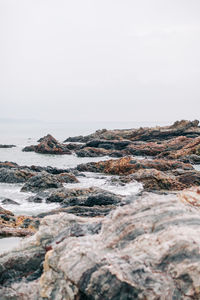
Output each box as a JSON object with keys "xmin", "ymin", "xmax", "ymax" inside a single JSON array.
[{"xmin": 23, "ymin": 134, "xmax": 72, "ymax": 155}]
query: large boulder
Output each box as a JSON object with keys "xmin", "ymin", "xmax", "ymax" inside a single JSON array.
[{"xmin": 37, "ymin": 187, "xmax": 200, "ymax": 299}]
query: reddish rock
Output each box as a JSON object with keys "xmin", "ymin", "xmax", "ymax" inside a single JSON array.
[
  {"xmin": 77, "ymin": 156, "xmax": 193, "ymax": 175},
  {"xmin": 23, "ymin": 134, "xmax": 72, "ymax": 155},
  {"xmin": 0, "ymin": 206, "xmax": 40, "ymax": 237}
]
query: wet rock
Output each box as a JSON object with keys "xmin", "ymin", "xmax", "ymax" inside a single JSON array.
[
  {"xmin": 21, "ymin": 172, "xmax": 63, "ymax": 193},
  {"xmin": 22, "ymin": 134, "xmax": 72, "ymax": 155},
  {"xmin": 45, "ymin": 187, "xmax": 123, "ymax": 206},
  {"xmin": 1, "ymin": 198, "xmax": 20, "ymax": 205},
  {"xmin": 0, "ymin": 167, "xmax": 35, "ymax": 183},
  {"xmin": 38, "ymin": 187, "xmax": 200, "ymax": 299}
]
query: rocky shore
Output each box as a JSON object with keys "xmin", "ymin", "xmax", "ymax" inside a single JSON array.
[{"xmin": 1, "ymin": 119, "xmax": 200, "ymax": 299}]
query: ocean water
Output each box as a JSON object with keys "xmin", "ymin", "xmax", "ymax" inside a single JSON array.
[{"xmin": 0, "ymin": 120, "xmax": 154, "ymax": 217}]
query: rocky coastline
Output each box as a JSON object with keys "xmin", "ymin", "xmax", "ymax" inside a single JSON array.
[{"xmin": 1, "ymin": 119, "xmax": 200, "ymax": 299}]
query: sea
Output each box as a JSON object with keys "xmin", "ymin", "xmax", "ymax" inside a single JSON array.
[{"xmin": 0, "ymin": 120, "xmax": 199, "ymax": 253}]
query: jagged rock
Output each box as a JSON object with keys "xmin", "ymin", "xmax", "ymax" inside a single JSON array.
[
  {"xmin": 21, "ymin": 172, "xmax": 64, "ymax": 193},
  {"xmin": 0, "ymin": 167, "xmax": 35, "ymax": 183},
  {"xmin": 65, "ymin": 119, "xmax": 200, "ymax": 143},
  {"xmin": 22, "ymin": 134, "xmax": 72, "ymax": 155},
  {"xmin": 2, "ymin": 189, "xmax": 200, "ymax": 298},
  {"xmin": 36, "ymin": 188, "xmax": 200, "ymax": 299}
]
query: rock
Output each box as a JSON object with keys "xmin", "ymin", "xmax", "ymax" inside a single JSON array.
[
  {"xmin": 161, "ymin": 136, "xmax": 200, "ymax": 161},
  {"xmin": 22, "ymin": 134, "xmax": 72, "ymax": 155},
  {"xmin": 21, "ymin": 172, "xmax": 63, "ymax": 193},
  {"xmin": 37, "ymin": 188, "xmax": 200, "ymax": 299},
  {"xmin": 0, "ymin": 206, "xmax": 40, "ymax": 237},
  {"xmin": 77, "ymin": 156, "xmax": 193, "ymax": 175},
  {"xmin": 0, "ymin": 145, "xmax": 16, "ymax": 148},
  {"xmin": 0, "ymin": 167, "xmax": 35, "ymax": 183},
  {"xmin": 2, "ymin": 188, "xmax": 200, "ymax": 298},
  {"xmin": 65, "ymin": 119, "xmax": 200, "ymax": 143},
  {"xmin": 0, "ymin": 246, "xmax": 45, "ymax": 286},
  {"xmin": 120, "ymin": 169, "xmax": 185, "ymax": 191},
  {"xmin": 76, "ymin": 147, "xmax": 111, "ymax": 157},
  {"xmin": 56, "ymin": 172, "xmax": 79, "ymax": 183},
  {"xmin": 1, "ymin": 198, "xmax": 20, "ymax": 205}
]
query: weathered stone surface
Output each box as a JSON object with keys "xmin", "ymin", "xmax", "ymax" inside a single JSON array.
[
  {"xmin": 37, "ymin": 187, "xmax": 200, "ymax": 299},
  {"xmin": 22, "ymin": 134, "xmax": 71, "ymax": 155},
  {"xmin": 0, "ymin": 245, "xmax": 45, "ymax": 286},
  {"xmin": 2, "ymin": 188, "xmax": 200, "ymax": 298}
]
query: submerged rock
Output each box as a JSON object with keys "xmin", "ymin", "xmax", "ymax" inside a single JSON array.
[{"xmin": 0, "ymin": 144, "xmax": 16, "ymax": 148}]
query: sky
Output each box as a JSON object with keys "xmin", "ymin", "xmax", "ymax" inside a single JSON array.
[{"xmin": 0, "ymin": 0, "xmax": 200, "ymax": 123}]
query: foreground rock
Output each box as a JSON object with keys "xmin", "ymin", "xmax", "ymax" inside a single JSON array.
[
  {"xmin": 2, "ymin": 188, "xmax": 200, "ymax": 298},
  {"xmin": 65, "ymin": 119, "xmax": 200, "ymax": 142},
  {"xmin": 0, "ymin": 206, "xmax": 39, "ymax": 237},
  {"xmin": 22, "ymin": 134, "xmax": 72, "ymax": 155}
]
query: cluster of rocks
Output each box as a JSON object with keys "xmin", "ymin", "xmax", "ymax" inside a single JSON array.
[
  {"xmin": 64, "ymin": 120, "xmax": 200, "ymax": 162},
  {"xmin": 77, "ymin": 156, "xmax": 200, "ymax": 192},
  {"xmin": 1, "ymin": 188, "xmax": 200, "ymax": 299}
]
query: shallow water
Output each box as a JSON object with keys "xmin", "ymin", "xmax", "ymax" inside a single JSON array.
[{"xmin": 0, "ymin": 237, "xmax": 22, "ymax": 255}]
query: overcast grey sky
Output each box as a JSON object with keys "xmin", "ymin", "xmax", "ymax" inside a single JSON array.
[{"xmin": 0, "ymin": 0, "xmax": 200, "ymax": 123}]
